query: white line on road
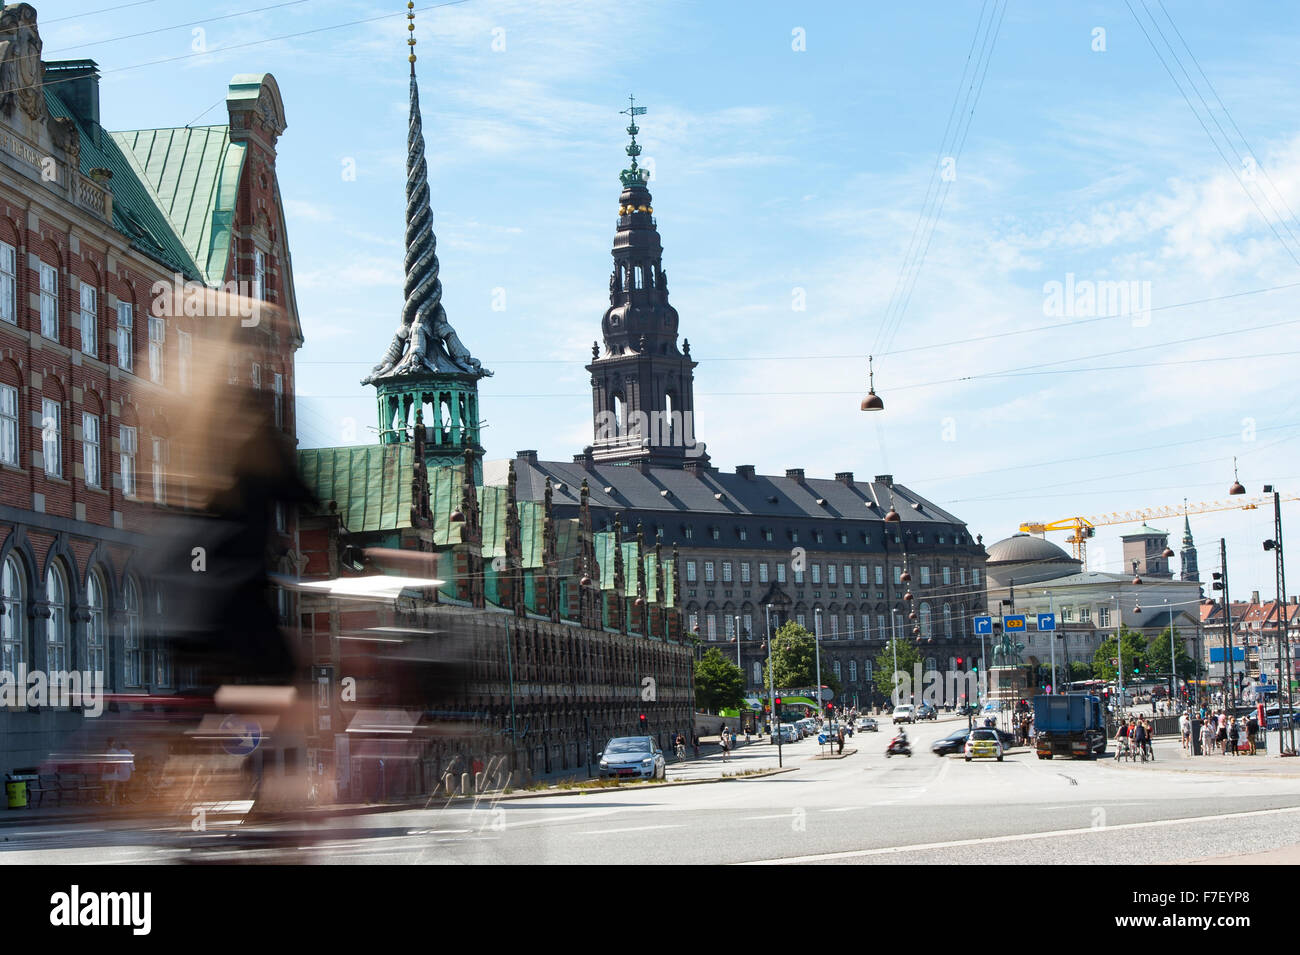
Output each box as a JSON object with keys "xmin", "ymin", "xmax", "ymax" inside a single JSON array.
[
  {"xmin": 737, "ymin": 804, "xmax": 1300, "ymax": 865},
  {"xmin": 579, "ymin": 824, "xmax": 683, "ymax": 836}
]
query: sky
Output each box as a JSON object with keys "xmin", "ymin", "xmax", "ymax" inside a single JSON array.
[{"xmin": 43, "ymin": 0, "xmax": 1300, "ymax": 599}]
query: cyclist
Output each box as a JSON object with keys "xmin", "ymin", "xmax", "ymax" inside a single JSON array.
[
  {"xmin": 1114, "ymin": 720, "xmax": 1130, "ymax": 761},
  {"xmin": 674, "ymin": 733, "xmax": 687, "ymax": 762},
  {"xmin": 1133, "ymin": 718, "xmax": 1148, "ymax": 762}
]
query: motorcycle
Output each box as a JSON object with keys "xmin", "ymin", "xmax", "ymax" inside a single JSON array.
[{"xmin": 885, "ymin": 734, "xmax": 912, "ymax": 758}]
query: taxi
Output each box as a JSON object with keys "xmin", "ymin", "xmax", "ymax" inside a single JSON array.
[{"xmin": 964, "ymin": 727, "xmax": 1004, "ymax": 762}]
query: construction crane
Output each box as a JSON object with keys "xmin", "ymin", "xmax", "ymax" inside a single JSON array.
[{"xmin": 1020, "ymin": 494, "xmax": 1300, "ymax": 565}]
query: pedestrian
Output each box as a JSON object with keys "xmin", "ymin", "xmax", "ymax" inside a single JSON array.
[
  {"xmin": 1226, "ymin": 717, "xmax": 1239, "ymax": 756},
  {"xmin": 719, "ymin": 728, "xmax": 730, "ymax": 762},
  {"xmin": 1199, "ymin": 719, "xmax": 1213, "ymax": 757},
  {"xmin": 692, "ymin": 732, "xmax": 700, "ymax": 759},
  {"xmin": 1179, "ymin": 711, "xmax": 1191, "ymax": 753},
  {"xmin": 1247, "ymin": 712, "xmax": 1259, "ymax": 755},
  {"xmin": 1217, "ymin": 712, "xmax": 1228, "ymax": 754},
  {"xmin": 1133, "ymin": 718, "xmax": 1147, "ymax": 759},
  {"xmin": 836, "ymin": 725, "xmax": 845, "ymax": 755},
  {"xmin": 1115, "ymin": 720, "xmax": 1130, "ymax": 760},
  {"xmin": 730, "ymin": 727, "xmax": 738, "ymax": 751}
]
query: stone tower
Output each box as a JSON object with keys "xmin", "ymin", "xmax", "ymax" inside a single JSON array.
[
  {"xmin": 1180, "ymin": 511, "xmax": 1200, "ymax": 583},
  {"xmin": 363, "ymin": 10, "xmax": 490, "ymax": 481},
  {"xmin": 584, "ymin": 97, "xmax": 706, "ymax": 470}
]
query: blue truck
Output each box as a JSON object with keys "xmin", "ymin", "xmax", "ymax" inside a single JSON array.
[{"xmin": 1033, "ymin": 694, "xmax": 1107, "ymax": 759}]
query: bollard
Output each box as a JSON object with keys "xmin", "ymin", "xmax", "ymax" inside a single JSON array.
[
  {"xmin": 461, "ymin": 772, "xmax": 471, "ymax": 795},
  {"xmin": 443, "ymin": 773, "xmax": 455, "ymax": 795},
  {"xmin": 475, "ymin": 771, "xmax": 484, "ymax": 792}
]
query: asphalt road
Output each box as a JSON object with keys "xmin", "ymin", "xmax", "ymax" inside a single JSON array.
[{"xmin": 6, "ymin": 716, "xmax": 1300, "ymax": 865}]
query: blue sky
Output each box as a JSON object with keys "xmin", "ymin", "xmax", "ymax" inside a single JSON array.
[{"xmin": 45, "ymin": 0, "xmax": 1300, "ymax": 598}]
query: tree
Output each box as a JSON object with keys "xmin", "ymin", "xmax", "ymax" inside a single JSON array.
[
  {"xmin": 1146, "ymin": 626, "xmax": 1196, "ymax": 681},
  {"xmin": 1093, "ymin": 626, "xmax": 1148, "ymax": 682},
  {"xmin": 1067, "ymin": 660, "xmax": 1094, "ymax": 682},
  {"xmin": 694, "ymin": 648, "xmax": 745, "ymax": 714},
  {"xmin": 763, "ymin": 621, "xmax": 840, "ymax": 697},
  {"xmin": 873, "ymin": 637, "xmax": 922, "ymax": 702}
]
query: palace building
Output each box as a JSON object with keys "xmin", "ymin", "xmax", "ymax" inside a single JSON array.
[{"xmin": 0, "ymin": 3, "xmax": 302, "ymax": 776}]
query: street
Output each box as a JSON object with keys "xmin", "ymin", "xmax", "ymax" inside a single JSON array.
[{"xmin": 7, "ymin": 716, "xmax": 1300, "ymax": 865}]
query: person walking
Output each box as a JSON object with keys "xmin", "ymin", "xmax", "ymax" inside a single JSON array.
[
  {"xmin": 1247, "ymin": 712, "xmax": 1259, "ymax": 755},
  {"xmin": 1199, "ymin": 718, "xmax": 1213, "ymax": 757},
  {"xmin": 1217, "ymin": 711, "xmax": 1228, "ymax": 754},
  {"xmin": 1179, "ymin": 710, "xmax": 1191, "ymax": 753},
  {"xmin": 1226, "ymin": 717, "xmax": 1239, "ymax": 756},
  {"xmin": 719, "ymin": 728, "xmax": 730, "ymax": 762}
]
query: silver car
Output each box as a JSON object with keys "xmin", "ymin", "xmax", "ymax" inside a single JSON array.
[{"xmin": 598, "ymin": 736, "xmax": 666, "ymax": 780}]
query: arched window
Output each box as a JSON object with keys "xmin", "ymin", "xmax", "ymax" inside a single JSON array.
[
  {"xmin": 86, "ymin": 570, "xmax": 106, "ymax": 676},
  {"xmin": 849, "ymin": 660, "xmax": 858, "ymax": 683},
  {"xmin": 864, "ymin": 660, "xmax": 873, "ymax": 682},
  {"xmin": 943, "ymin": 603, "xmax": 953, "ymax": 637},
  {"xmin": 123, "ymin": 577, "xmax": 141, "ymax": 686},
  {"xmin": 2, "ymin": 553, "xmax": 24, "ymax": 671},
  {"xmin": 46, "ymin": 562, "xmax": 68, "ymax": 674},
  {"xmin": 752, "ymin": 661, "xmax": 762, "ymax": 685},
  {"xmin": 832, "ymin": 660, "xmax": 842, "ymax": 680},
  {"xmin": 919, "ymin": 601, "xmax": 931, "ymax": 638}
]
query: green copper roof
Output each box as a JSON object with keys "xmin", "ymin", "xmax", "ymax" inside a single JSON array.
[
  {"xmin": 44, "ymin": 89, "xmax": 202, "ymax": 280},
  {"xmin": 298, "ymin": 445, "xmax": 415, "ymax": 533},
  {"xmin": 110, "ymin": 126, "xmax": 245, "ymax": 285},
  {"xmin": 519, "ymin": 501, "xmax": 545, "ymax": 569}
]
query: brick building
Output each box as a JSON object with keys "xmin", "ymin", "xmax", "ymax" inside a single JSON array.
[{"xmin": 0, "ymin": 3, "xmax": 302, "ymax": 774}]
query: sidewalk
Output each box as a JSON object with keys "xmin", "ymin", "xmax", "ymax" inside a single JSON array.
[{"xmin": 1102, "ymin": 736, "xmax": 1300, "ymax": 776}]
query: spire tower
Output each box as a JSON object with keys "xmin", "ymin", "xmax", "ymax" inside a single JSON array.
[
  {"xmin": 585, "ymin": 96, "xmax": 706, "ymax": 469},
  {"xmin": 363, "ymin": 2, "xmax": 490, "ymax": 479}
]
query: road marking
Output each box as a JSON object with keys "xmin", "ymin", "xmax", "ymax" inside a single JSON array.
[
  {"xmin": 736, "ymin": 804, "xmax": 1300, "ymax": 865},
  {"xmin": 819, "ymin": 807, "xmax": 858, "ymax": 813},
  {"xmin": 579, "ymin": 824, "xmax": 683, "ymax": 835},
  {"xmin": 747, "ymin": 814, "xmax": 792, "ymax": 820}
]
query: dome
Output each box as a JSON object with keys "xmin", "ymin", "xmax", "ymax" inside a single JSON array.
[{"xmin": 985, "ymin": 533, "xmax": 1074, "ymax": 566}]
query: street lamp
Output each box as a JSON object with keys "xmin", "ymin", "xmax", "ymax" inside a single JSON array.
[
  {"xmin": 766, "ymin": 603, "xmax": 781, "ymax": 768},
  {"xmin": 814, "ymin": 607, "xmax": 824, "ymax": 720},
  {"xmin": 1263, "ymin": 483, "xmax": 1294, "ymax": 755}
]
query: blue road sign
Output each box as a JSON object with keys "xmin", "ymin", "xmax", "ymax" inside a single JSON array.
[
  {"xmin": 1038, "ymin": 613, "xmax": 1056, "ymax": 632},
  {"xmin": 1003, "ymin": 614, "xmax": 1027, "ymax": 632},
  {"xmin": 973, "ymin": 615, "xmax": 993, "ymax": 635},
  {"xmin": 219, "ymin": 715, "xmax": 264, "ymax": 756}
]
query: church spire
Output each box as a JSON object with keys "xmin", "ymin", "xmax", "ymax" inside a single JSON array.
[{"xmin": 584, "ymin": 98, "xmax": 706, "ymax": 469}]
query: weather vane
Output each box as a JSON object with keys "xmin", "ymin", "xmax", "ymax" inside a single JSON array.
[{"xmin": 620, "ymin": 94, "xmax": 648, "ymax": 183}]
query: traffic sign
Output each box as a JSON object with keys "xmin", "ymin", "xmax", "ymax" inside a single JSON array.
[
  {"xmin": 1037, "ymin": 613, "xmax": 1056, "ymax": 632},
  {"xmin": 1002, "ymin": 614, "xmax": 1027, "ymax": 632},
  {"xmin": 973, "ymin": 615, "xmax": 993, "ymax": 635}
]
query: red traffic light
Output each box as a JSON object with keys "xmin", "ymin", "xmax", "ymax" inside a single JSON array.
[
  {"xmin": 956, "ymin": 656, "xmax": 964, "ymax": 666},
  {"xmin": 775, "ymin": 697, "xmax": 782, "ymax": 706}
]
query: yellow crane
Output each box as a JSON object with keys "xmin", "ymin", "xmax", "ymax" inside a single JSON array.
[{"xmin": 1020, "ymin": 494, "xmax": 1300, "ymax": 565}]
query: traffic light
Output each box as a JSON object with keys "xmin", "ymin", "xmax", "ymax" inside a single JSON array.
[
  {"xmin": 956, "ymin": 656, "xmax": 964, "ymax": 666},
  {"xmin": 1212, "ymin": 572, "xmax": 1224, "ymax": 592},
  {"xmin": 774, "ymin": 697, "xmax": 782, "ymax": 707},
  {"xmin": 639, "ymin": 713, "xmax": 648, "ymax": 732}
]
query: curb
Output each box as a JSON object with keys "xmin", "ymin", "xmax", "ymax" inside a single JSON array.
[
  {"xmin": 811, "ymin": 748, "xmax": 858, "ymax": 760},
  {"xmin": 454, "ymin": 765, "xmax": 800, "ymax": 801}
]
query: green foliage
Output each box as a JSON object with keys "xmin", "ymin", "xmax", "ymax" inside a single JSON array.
[
  {"xmin": 873, "ymin": 638, "xmax": 922, "ymax": 700},
  {"xmin": 762, "ymin": 622, "xmax": 840, "ymax": 696},
  {"xmin": 1093, "ymin": 626, "xmax": 1149, "ymax": 681},
  {"xmin": 1067, "ymin": 660, "xmax": 1094, "ymax": 682},
  {"xmin": 1146, "ymin": 627, "xmax": 1197, "ymax": 680},
  {"xmin": 694, "ymin": 648, "xmax": 746, "ymax": 713}
]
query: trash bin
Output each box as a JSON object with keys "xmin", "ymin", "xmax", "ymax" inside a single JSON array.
[{"xmin": 6, "ymin": 773, "xmax": 35, "ymax": 809}]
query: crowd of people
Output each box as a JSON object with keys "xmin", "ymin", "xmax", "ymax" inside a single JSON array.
[{"xmin": 1181, "ymin": 707, "xmax": 1259, "ymax": 756}]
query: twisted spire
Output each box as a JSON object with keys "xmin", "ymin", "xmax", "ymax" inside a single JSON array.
[{"xmin": 402, "ymin": 33, "xmax": 444, "ymax": 334}]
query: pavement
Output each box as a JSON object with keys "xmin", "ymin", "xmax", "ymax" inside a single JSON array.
[{"xmin": 9, "ymin": 714, "xmax": 1300, "ymax": 864}]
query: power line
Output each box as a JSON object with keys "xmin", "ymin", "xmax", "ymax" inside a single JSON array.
[
  {"xmin": 43, "ymin": 0, "xmax": 158, "ymax": 24},
  {"xmin": 47, "ymin": 0, "xmax": 315, "ymax": 55}
]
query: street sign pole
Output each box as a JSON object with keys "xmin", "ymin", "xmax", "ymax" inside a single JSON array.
[{"xmin": 1044, "ymin": 595, "xmax": 1057, "ymax": 694}]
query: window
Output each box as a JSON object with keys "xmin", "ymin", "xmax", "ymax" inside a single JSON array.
[
  {"xmin": 275, "ymin": 502, "xmax": 286, "ymax": 534},
  {"xmin": 763, "ymin": 529, "xmax": 773, "ymax": 543},
  {"xmin": 706, "ymin": 615, "xmax": 716, "ymax": 641},
  {"xmin": 877, "ymin": 613, "xmax": 886, "ymax": 636},
  {"xmin": 154, "ymin": 592, "xmax": 171, "ymax": 687},
  {"xmin": 725, "ymin": 615, "xmax": 735, "ymax": 639},
  {"xmin": 1062, "ymin": 607, "xmax": 1074, "ymax": 623},
  {"xmin": 797, "ymin": 613, "xmax": 806, "ymax": 629},
  {"xmin": 0, "ymin": 241, "xmax": 14, "ymax": 324},
  {"xmin": 919, "ymin": 602, "xmax": 931, "ymax": 637},
  {"xmin": 943, "ymin": 603, "xmax": 953, "ymax": 637},
  {"xmin": 861, "ymin": 614, "xmax": 870, "ymax": 639},
  {"xmin": 842, "ymin": 565, "xmax": 851, "ymax": 588},
  {"xmin": 710, "ymin": 527, "xmax": 720, "ymax": 541},
  {"xmin": 791, "ymin": 531, "xmax": 799, "ymax": 544},
  {"xmin": 875, "ymin": 565, "xmax": 884, "ymax": 586},
  {"xmin": 864, "ymin": 660, "xmax": 873, "ymax": 681},
  {"xmin": 0, "ymin": 383, "xmax": 17, "ymax": 466},
  {"xmin": 178, "ymin": 331, "xmax": 192, "ymax": 394},
  {"xmin": 684, "ymin": 526, "xmax": 694, "ymax": 540},
  {"xmin": 1, "ymin": 554, "xmax": 23, "ymax": 672},
  {"xmin": 79, "ymin": 283, "xmax": 96, "ymax": 356},
  {"xmin": 41, "ymin": 398, "xmax": 60, "ymax": 478},
  {"xmin": 740, "ymin": 562, "xmax": 751, "ymax": 584},
  {"xmin": 846, "ymin": 615, "xmax": 854, "ymax": 639},
  {"xmin": 739, "ymin": 528, "xmax": 748, "ymax": 542},
  {"xmin": 943, "ymin": 566, "xmax": 951, "ymax": 585},
  {"xmin": 254, "ymin": 249, "xmax": 266, "ymax": 300},
  {"xmin": 123, "ymin": 578, "xmax": 141, "ymax": 686},
  {"xmin": 743, "ymin": 613, "xmax": 752, "ymax": 638},
  {"xmin": 273, "ymin": 372, "xmax": 284, "ymax": 428},
  {"xmin": 685, "ymin": 561, "xmax": 697, "ymax": 584},
  {"xmin": 152, "ymin": 436, "xmax": 167, "ymax": 504},
  {"xmin": 148, "ymin": 316, "xmax": 165, "ymax": 383},
  {"xmin": 116, "ymin": 302, "xmax": 133, "ymax": 371},
  {"xmin": 794, "ymin": 567, "xmax": 804, "ymax": 585},
  {"xmin": 829, "ymin": 615, "xmax": 838, "ymax": 639},
  {"xmin": 46, "ymin": 563, "xmax": 67, "ymax": 676},
  {"xmin": 859, "ymin": 565, "xmax": 869, "ymax": 586},
  {"xmin": 849, "ymin": 660, "xmax": 857, "ymax": 683},
  {"xmin": 920, "ymin": 566, "xmax": 931, "ymax": 585},
  {"xmin": 1080, "ymin": 607, "xmax": 1091, "ymax": 624},
  {"xmin": 828, "ymin": 565, "xmax": 837, "ymax": 586},
  {"xmin": 120, "ymin": 425, "xmax": 137, "ymax": 496},
  {"xmin": 753, "ymin": 661, "xmax": 762, "ymax": 685},
  {"xmin": 893, "ymin": 566, "xmax": 902, "ymax": 585},
  {"xmin": 960, "ymin": 567, "xmax": 967, "ymax": 585},
  {"xmin": 227, "ymin": 352, "xmax": 239, "ymax": 385},
  {"xmin": 704, "ymin": 561, "xmax": 715, "ymax": 584},
  {"xmin": 722, "ymin": 561, "xmax": 733, "ymax": 583},
  {"xmin": 832, "ymin": 660, "xmax": 841, "ymax": 680},
  {"xmin": 688, "ymin": 612, "xmax": 699, "ymax": 633},
  {"xmin": 1098, "ymin": 606, "xmax": 1111, "ymax": 627},
  {"xmin": 86, "ymin": 571, "xmax": 105, "ymax": 676},
  {"xmin": 811, "ymin": 565, "xmax": 821, "ymax": 585},
  {"xmin": 39, "ymin": 263, "xmax": 57, "ymax": 340},
  {"xmin": 838, "ymin": 532, "xmax": 848, "ymax": 545},
  {"xmin": 777, "ymin": 564, "xmax": 786, "ymax": 584},
  {"xmin": 814, "ymin": 531, "xmax": 823, "ymax": 544},
  {"xmin": 251, "ymin": 362, "xmax": 262, "ymax": 390},
  {"xmin": 758, "ymin": 563, "xmax": 769, "ymax": 584},
  {"xmin": 972, "ymin": 569, "xmax": 981, "ymax": 586},
  {"xmin": 83, "ymin": 413, "xmax": 100, "ymax": 488}
]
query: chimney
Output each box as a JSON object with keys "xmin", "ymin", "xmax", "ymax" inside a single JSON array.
[
  {"xmin": 1252, "ymin": 590, "xmax": 1260, "ymax": 605},
  {"xmin": 573, "ymin": 448, "xmax": 594, "ymax": 468},
  {"xmin": 735, "ymin": 464, "xmax": 756, "ymax": 480},
  {"xmin": 785, "ymin": 468, "xmax": 805, "ymax": 484},
  {"xmin": 835, "ymin": 471, "xmax": 854, "ymax": 486},
  {"xmin": 875, "ymin": 474, "xmax": 894, "ymax": 487},
  {"xmin": 44, "ymin": 60, "xmax": 101, "ymax": 131},
  {"xmin": 516, "ymin": 450, "xmax": 538, "ymax": 466}
]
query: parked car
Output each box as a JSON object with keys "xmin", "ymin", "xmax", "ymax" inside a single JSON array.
[
  {"xmin": 932, "ymin": 727, "xmax": 973, "ymax": 756},
  {"xmin": 893, "ymin": 705, "xmax": 916, "ymax": 724},
  {"xmin": 856, "ymin": 717, "xmax": 879, "ymax": 733},
  {"xmin": 598, "ymin": 737, "xmax": 666, "ymax": 780},
  {"xmin": 964, "ymin": 728, "xmax": 1004, "ymax": 762},
  {"xmin": 773, "ymin": 724, "xmax": 799, "ymax": 744},
  {"xmin": 917, "ymin": 702, "xmax": 938, "ymax": 721}
]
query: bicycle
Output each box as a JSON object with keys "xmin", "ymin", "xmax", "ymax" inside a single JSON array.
[{"xmin": 674, "ymin": 742, "xmax": 687, "ymax": 763}]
